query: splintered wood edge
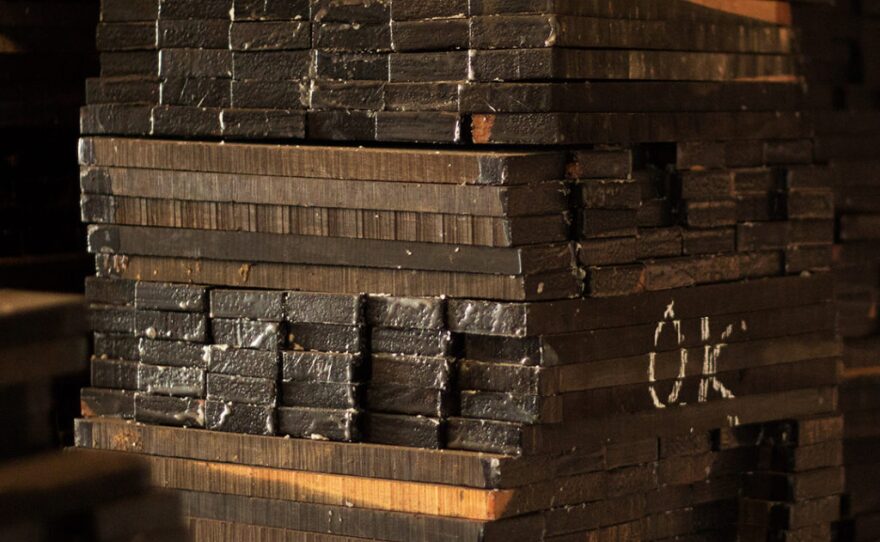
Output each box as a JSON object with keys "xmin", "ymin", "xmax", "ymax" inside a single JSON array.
[{"xmin": 471, "ymin": 114, "xmax": 495, "ymax": 145}]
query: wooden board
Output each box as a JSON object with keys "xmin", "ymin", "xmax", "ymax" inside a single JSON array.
[
  {"xmin": 519, "ymin": 387, "xmax": 837, "ymax": 455},
  {"xmin": 468, "ymin": 48, "xmax": 795, "ymax": 82},
  {"xmin": 80, "ymin": 166, "xmax": 567, "ymax": 217},
  {"xmin": 468, "ymin": 15, "xmax": 792, "ymax": 53},
  {"xmin": 81, "ymin": 194, "xmax": 570, "ymax": 247},
  {"xmin": 78, "ymin": 137, "xmax": 565, "ymax": 185},
  {"xmin": 90, "ymin": 451, "xmax": 514, "ymax": 521},
  {"xmin": 457, "ymin": 81, "xmax": 810, "ymax": 113},
  {"xmin": 467, "ymin": 0, "xmax": 792, "ymax": 25},
  {"xmin": 448, "ymin": 274, "xmax": 831, "ymax": 337},
  {"xmin": 180, "ymin": 490, "xmax": 539, "ymax": 542},
  {"xmin": 460, "ymin": 304, "xmax": 834, "ymax": 366},
  {"xmin": 87, "ymin": 225, "xmax": 574, "ymax": 275},
  {"xmin": 94, "ymin": 254, "xmax": 582, "ymax": 301},
  {"xmin": 471, "ymin": 111, "xmax": 810, "ymax": 145},
  {"xmin": 74, "ymin": 417, "xmax": 514, "ymax": 488}
]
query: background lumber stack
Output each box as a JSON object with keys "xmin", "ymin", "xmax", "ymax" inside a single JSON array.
[
  {"xmin": 0, "ymin": 290, "xmax": 187, "ymax": 541},
  {"xmin": 0, "ymin": 290, "xmax": 87, "ymax": 457},
  {"xmin": 792, "ymin": 0, "xmax": 880, "ymax": 539},
  {"xmin": 0, "ymin": 0, "xmax": 97, "ymax": 291},
  {"xmin": 70, "ymin": 1, "xmax": 865, "ymax": 540}
]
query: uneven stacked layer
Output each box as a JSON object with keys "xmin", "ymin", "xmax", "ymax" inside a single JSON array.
[
  {"xmin": 83, "ymin": 0, "xmax": 807, "ymax": 145},
  {"xmin": 80, "ymin": 137, "xmax": 835, "ymax": 299},
  {"xmin": 0, "ymin": 0, "xmax": 97, "ymax": 290},
  {"xmin": 75, "ymin": 1, "xmax": 850, "ymax": 540},
  {"xmin": 81, "ymin": 138, "xmax": 577, "ymax": 300}
]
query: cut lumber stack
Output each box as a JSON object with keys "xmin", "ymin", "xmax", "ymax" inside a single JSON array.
[
  {"xmin": 0, "ymin": 290, "xmax": 187, "ymax": 541},
  {"xmin": 0, "ymin": 0, "xmax": 97, "ymax": 290},
  {"xmin": 792, "ymin": 0, "xmax": 880, "ymax": 540},
  {"xmin": 82, "ymin": 0, "xmax": 808, "ymax": 145},
  {"xmin": 74, "ymin": 1, "xmax": 850, "ymax": 540}
]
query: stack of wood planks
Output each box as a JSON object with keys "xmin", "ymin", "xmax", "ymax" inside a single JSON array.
[
  {"xmin": 0, "ymin": 0, "xmax": 97, "ymax": 291},
  {"xmin": 82, "ymin": 0, "xmax": 807, "ymax": 145},
  {"xmin": 73, "ymin": 1, "xmax": 855, "ymax": 541},
  {"xmin": 0, "ymin": 290, "xmax": 187, "ymax": 541},
  {"xmin": 793, "ymin": 0, "xmax": 880, "ymax": 539}
]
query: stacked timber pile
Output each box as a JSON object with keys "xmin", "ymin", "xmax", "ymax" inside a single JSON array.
[
  {"xmin": 0, "ymin": 0, "xmax": 97, "ymax": 290},
  {"xmin": 75, "ymin": 1, "xmax": 846, "ymax": 541},
  {"xmin": 0, "ymin": 290, "xmax": 187, "ymax": 541},
  {"xmin": 794, "ymin": 0, "xmax": 880, "ymax": 540},
  {"xmin": 81, "ymin": 0, "xmax": 808, "ymax": 145}
]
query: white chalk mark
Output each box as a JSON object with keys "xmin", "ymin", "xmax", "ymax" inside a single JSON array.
[
  {"xmin": 647, "ymin": 303, "xmax": 742, "ymax": 409},
  {"xmin": 664, "ymin": 301, "xmax": 675, "ymax": 319}
]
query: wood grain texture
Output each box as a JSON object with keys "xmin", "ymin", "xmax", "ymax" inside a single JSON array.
[
  {"xmin": 467, "ymin": 0, "xmax": 792, "ymax": 25},
  {"xmin": 80, "ymin": 166, "xmax": 567, "ymax": 217},
  {"xmin": 457, "ymin": 81, "xmax": 810, "ymax": 113},
  {"xmin": 94, "ymin": 254, "xmax": 582, "ymax": 301},
  {"xmin": 74, "ymin": 417, "xmax": 512, "ymax": 488},
  {"xmin": 520, "ymin": 387, "xmax": 837, "ymax": 455},
  {"xmin": 471, "ymin": 111, "xmax": 809, "ymax": 145},
  {"xmin": 469, "ymin": 15, "xmax": 792, "ymax": 53},
  {"xmin": 469, "ymin": 48, "xmax": 796, "ymax": 82},
  {"xmin": 685, "ymin": 0, "xmax": 791, "ymax": 25},
  {"xmin": 179, "ymin": 489, "xmax": 540, "ymax": 542},
  {"xmin": 78, "ymin": 137, "xmax": 565, "ymax": 185},
  {"xmin": 187, "ymin": 517, "xmax": 367, "ymax": 542},
  {"xmin": 95, "ymin": 452, "xmax": 514, "ymax": 520},
  {"xmin": 86, "ymin": 224, "xmax": 575, "ymax": 274},
  {"xmin": 448, "ymin": 274, "xmax": 831, "ymax": 337},
  {"xmin": 81, "ymin": 194, "xmax": 569, "ymax": 247}
]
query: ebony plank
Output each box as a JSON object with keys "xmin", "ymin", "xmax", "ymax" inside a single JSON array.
[
  {"xmin": 139, "ymin": 338, "xmax": 207, "ymax": 369},
  {"xmin": 212, "ymin": 318, "xmax": 285, "ymax": 350},
  {"xmin": 281, "ymin": 351, "xmax": 363, "ymax": 383},
  {"xmin": 133, "ymin": 393, "xmax": 205, "ymax": 428},
  {"xmin": 134, "ymin": 281, "xmax": 207, "ymax": 312},
  {"xmin": 276, "ymin": 406, "xmax": 360, "ymax": 442},
  {"xmin": 365, "ymin": 412, "xmax": 443, "ymax": 449},
  {"xmin": 280, "ymin": 381, "xmax": 361, "ymax": 409},
  {"xmin": 206, "ymin": 373, "xmax": 277, "ymax": 405},
  {"xmin": 210, "ymin": 289, "xmax": 285, "ymax": 321},
  {"xmin": 87, "ymin": 224, "xmax": 574, "ymax": 274},
  {"xmin": 205, "ymin": 400, "xmax": 275, "ymax": 435},
  {"xmin": 204, "ymin": 346, "xmax": 279, "ymax": 379}
]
